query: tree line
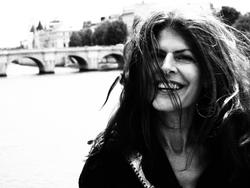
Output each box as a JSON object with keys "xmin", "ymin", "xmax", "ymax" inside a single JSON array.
[
  {"xmin": 217, "ymin": 6, "xmax": 250, "ymax": 35},
  {"xmin": 69, "ymin": 20, "xmax": 128, "ymax": 47}
]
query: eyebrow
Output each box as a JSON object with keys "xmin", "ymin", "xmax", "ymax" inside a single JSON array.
[
  {"xmin": 156, "ymin": 48, "xmax": 193, "ymax": 54},
  {"xmin": 173, "ymin": 49, "xmax": 192, "ymax": 54}
]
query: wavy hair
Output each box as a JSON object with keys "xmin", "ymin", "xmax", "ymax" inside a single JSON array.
[{"xmin": 92, "ymin": 6, "xmax": 250, "ymax": 168}]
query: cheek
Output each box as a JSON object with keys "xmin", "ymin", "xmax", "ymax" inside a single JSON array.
[
  {"xmin": 188, "ymin": 67, "xmax": 201, "ymax": 99},
  {"xmin": 181, "ymin": 65, "xmax": 200, "ymax": 98},
  {"xmin": 191, "ymin": 71, "xmax": 200, "ymax": 88},
  {"xmin": 182, "ymin": 65, "xmax": 200, "ymax": 84},
  {"xmin": 192, "ymin": 67, "xmax": 200, "ymax": 87}
]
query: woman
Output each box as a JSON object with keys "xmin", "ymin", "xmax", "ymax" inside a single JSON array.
[{"xmin": 79, "ymin": 5, "xmax": 250, "ymax": 188}]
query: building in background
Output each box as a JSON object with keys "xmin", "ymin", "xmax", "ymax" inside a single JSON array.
[
  {"xmin": 27, "ymin": 20, "xmax": 74, "ymax": 49},
  {"xmin": 23, "ymin": 2, "xmax": 152, "ymax": 49}
]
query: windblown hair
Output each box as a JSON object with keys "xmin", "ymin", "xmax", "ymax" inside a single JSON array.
[{"xmin": 91, "ymin": 6, "xmax": 250, "ymax": 170}]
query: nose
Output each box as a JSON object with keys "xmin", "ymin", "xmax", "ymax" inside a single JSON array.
[{"xmin": 161, "ymin": 53, "xmax": 178, "ymax": 74}]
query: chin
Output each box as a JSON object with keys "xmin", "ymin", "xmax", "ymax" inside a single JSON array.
[
  {"xmin": 152, "ymin": 99, "xmax": 175, "ymax": 112},
  {"xmin": 152, "ymin": 97, "xmax": 192, "ymax": 113}
]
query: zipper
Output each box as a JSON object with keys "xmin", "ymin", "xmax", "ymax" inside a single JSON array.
[{"xmin": 126, "ymin": 152, "xmax": 155, "ymax": 188}]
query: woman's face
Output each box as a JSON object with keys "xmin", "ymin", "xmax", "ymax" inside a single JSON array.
[{"xmin": 152, "ymin": 27, "xmax": 201, "ymax": 112}]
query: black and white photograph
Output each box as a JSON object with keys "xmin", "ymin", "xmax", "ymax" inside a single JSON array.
[{"xmin": 0, "ymin": 0, "xmax": 250, "ymax": 188}]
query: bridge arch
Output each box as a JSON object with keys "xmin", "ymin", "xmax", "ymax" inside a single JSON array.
[
  {"xmin": 68, "ymin": 55, "xmax": 88, "ymax": 71},
  {"xmin": 10, "ymin": 56, "xmax": 43, "ymax": 68},
  {"xmin": 8, "ymin": 56, "xmax": 43, "ymax": 74},
  {"xmin": 99, "ymin": 53, "xmax": 124, "ymax": 70},
  {"xmin": 25, "ymin": 56, "xmax": 43, "ymax": 69}
]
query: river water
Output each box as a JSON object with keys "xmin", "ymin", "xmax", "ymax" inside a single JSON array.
[{"xmin": 0, "ymin": 64, "xmax": 122, "ymax": 188}]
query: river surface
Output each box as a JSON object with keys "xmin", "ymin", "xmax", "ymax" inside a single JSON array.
[{"xmin": 0, "ymin": 64, "xmax": 122, "ymax": 188}]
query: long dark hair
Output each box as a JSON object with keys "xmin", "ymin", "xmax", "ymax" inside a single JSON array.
[{"xmin": 90, "ymin": 7, "xmax": 250, "ymax": 170}]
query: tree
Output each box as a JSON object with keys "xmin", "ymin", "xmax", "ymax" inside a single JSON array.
[
  {"xmin": 70, "ymin": 19, "xmax": 128, "ymax": 46},
  {"xmin": 218, "ymin": 6, "xmax": 240, "ymax": 26},
  {"xmin": 92, "ymin": 21, "xmax": 110, "ymax": 45},
  {"xmin": 92, "ymin": 20, "xmax": 128, "ymax": 45},
  {"xmin": 79, "ymin": 29, "xmax": 93, "ymax": 46},
  {"xmin": 104, "ymin": 20, "xmax": 128, "ymax": 45},
  {"xmin": 233, "ymin": 13, "xmax": 250, "ymax": 32},
  {"xmin": 69, "ymin": 32, "xmax": 82, "ymax": 47}
]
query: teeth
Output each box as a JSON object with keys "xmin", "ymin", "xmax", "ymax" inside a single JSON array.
[
  {"xmin": 168, "ymin": 83, "xmax": 180, "ymax": 89},
  {"xmin": 158, "ymin": 82, "xmax": 181, "ymax": 90}
]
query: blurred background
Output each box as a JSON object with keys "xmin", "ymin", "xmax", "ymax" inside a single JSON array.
[{"xmin": 0, "ymin": 0, "xmax": 250, "ymax": 187}]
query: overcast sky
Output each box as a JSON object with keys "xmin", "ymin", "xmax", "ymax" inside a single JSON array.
[{"xmin": 0, "ymin": 0, "xmax": 249, "ymax": 48}]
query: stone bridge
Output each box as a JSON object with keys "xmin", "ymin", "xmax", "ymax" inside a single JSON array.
[{"xmin": 0, "ymin": 45, "xmax": 124, "ymax": 76}]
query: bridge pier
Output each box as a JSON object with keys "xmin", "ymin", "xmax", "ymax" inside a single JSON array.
[
  {"xmin": 40, "ymin": 53, "xmax": 55, "ymax": 74},
  {"xmin": 39, "ymin": 61, "xmax": 55, "ymax": 74},
  {"xmin": 0, "ymin": 56, "xmax": 8, "ymax": 77}
]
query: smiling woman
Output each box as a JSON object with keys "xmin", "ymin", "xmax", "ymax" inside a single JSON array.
[
  {"xmin": 152, "ymin": 28, "xmax": 200, "ymax": 113},
  {"xmin": 79, "ymin": 4, "xmax": 250, "ymax": 188}
]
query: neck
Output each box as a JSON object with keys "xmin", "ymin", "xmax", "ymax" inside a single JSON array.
[{"xmin": 157, "ymin": 107, "xmax": 195, "ymax": 155}]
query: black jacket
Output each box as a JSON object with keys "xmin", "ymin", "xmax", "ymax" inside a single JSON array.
[
  {"xmin": 79, "ymin": 149, "xmax": 145, "ymax": 188},
  {"xmin": 79, "ymin": 144, "xmax": 250, "ymax": 188}
]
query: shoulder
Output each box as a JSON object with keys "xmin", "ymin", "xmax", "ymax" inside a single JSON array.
[
  {"xmin": 220, "ymin": 111, "xmax": 250, "ymax": 171},
  {"xmin": 79, "ymin": 146, "xmax": 142, "ymax": 188},
  {"xmin": 78, "ymin": 149, "xmax": 110, "ymax": 187},
  {"xmin": 222, "ymin": 110, "xmax": 250, "ymax": 143}
]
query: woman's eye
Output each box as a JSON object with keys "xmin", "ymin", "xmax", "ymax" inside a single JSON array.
[{"xmin": 174, "ymin": 54, "xmax": 196, "ymax": 63}]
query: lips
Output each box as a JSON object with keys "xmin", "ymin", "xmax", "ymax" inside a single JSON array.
[{"xmin": 157, "ymin": 80, "xmax": 185, "ymax": 92}]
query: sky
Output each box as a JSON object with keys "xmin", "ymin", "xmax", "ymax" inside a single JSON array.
[{"xmin": 0, "ymin": 0, "xmax": 250, "ymax": 48}]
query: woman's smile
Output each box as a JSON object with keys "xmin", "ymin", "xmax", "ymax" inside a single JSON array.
[
  {"xmin": 152, "ymin": 28, "xmax": 200, "ymax": 112},
  {"xmin": 157, "ymin": 80, "xmax": 185, "ymax": 92}
]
